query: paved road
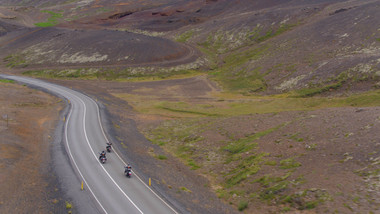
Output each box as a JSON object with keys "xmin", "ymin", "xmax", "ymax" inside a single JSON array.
[{"xmin": 0, "ymin": 75, "xmax": 178, "ymax": 214}]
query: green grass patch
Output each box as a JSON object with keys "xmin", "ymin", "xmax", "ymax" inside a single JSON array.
[
  {"xmin": 114, "ymin": 88, "xmax": 380, "ymax": 120},
  {"xmin": 293, "ymin": 82, "xmax": 343, "ymax": 97},
  {"xmin": 257, "ymin": 29, "xmax": 273, "ymax": 43},
  {"xmin": 256, "ymin": 23, "xmax": 298, "ymax": 43},
  {"xmin": 34, "ymin": 22, "xmax": 56, "ymax": 27},
  {"xmin": 264, "ymin": 160, "xmax": 277, "ymax": 166},
  {"xmin": 260, "ymin": 181, "xmax": 289, "ymax": 200},
  {"xmin": 157, "ymin": 105, "xmax": 220, "ymax": 117},
  {"xmin": 343, "ymin": 203, "xmax": 353, "ymax": 211},
  {"xmin": 304, "ymin": 200, "xmax": 318, "ymax": 209},
  {"xmin": 176, "ymin": 30, "xmax": 195, "ymax": 43},
  {"xmin": 198, "ymin": 31, "xmax": 270, "ymax": 94},
  {"xmin": 238, "ymin": 200, "xmax": 248, "ymax": 211},
  {"xmin": 157, "ymin": 154, "xmax": 167, "ymax": 160},
  {"xmin": 3, "ymin": 54, "xmax": 28, "ymax": 68},
  {"xmin": 279, "ymin": 158, "xmax": 301, "ymax": 169},
  {"xmin": 223, "ymin": 123, "xmax": 285, "ymax": 155},
  {"xmin": 376, "ymin": 38, "xmax": 380, "ymax": 42},
  {"xmin": 288, "ymin": 133, "xmax": 304, "ymax": 142},
  {"xmin": 196, "ymin": 23, "xmax": 300, "ymax": 95},
  {"xmin": 212, "ymin": 46, "xmax": 269, "ymax": 93},
  {"xmin": 198, "ymin": 32, "xmax": 226, "ymax": 54},
  {"xmin": 255, "ymin": 172, "xmax": 291, "ymax": 187},
  {"xmin": 180, "ymin": 186, "xmax": 192, "ymax": 193},
  {"xmin": 151, "ymin": 122, "xmax": 205, "ymax": 169},
  {"xmin": 23, "ymin": 68, "xmax": 202, "ymax": 81},
  {"xmin": 35, "ymin": 10, "xmax": 63, "ymax": 27},
  {"xmin": 188, "ymin": 159, "xmax": 201, "ymax": 170},
  {"xmin": 0, "ymin": 79, "xmax": 15, "ymax": 84},
  {"xmin": 225, "ymin": 153, "xmax": 268, "ymax": 187}
]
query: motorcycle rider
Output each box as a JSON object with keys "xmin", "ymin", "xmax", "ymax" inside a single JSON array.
[
  {"xmin": 106, "ymin": 142, "xmax": 112, "ymax": 152},
  {"xmin": 99, "ymin": 151, "xmax": 106, "ymax": 160},
  {"xmin": 125, "ymin": 164, "xmax": 132, "ymax": 174}
]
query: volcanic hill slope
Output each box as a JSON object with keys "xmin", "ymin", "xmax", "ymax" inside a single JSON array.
[{"xmin": 1, "ymin": 0, "xmax": 380, "ymax": 213}]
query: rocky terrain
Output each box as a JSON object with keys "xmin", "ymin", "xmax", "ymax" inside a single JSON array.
[
  {"xmin": 0, "ymin": 0, "xmax": 379, "ymax": 213},
  {"xmin": 0, "ymin": 79, "xmax": 66, "ymax": 213}
]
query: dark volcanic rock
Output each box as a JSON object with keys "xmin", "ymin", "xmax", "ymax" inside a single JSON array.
[{"xmin": 0, "ymin": 27, "xmax": 193, "ymax": 67}]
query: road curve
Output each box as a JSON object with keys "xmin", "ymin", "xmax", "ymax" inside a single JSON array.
[{"xmin": 0, "ymin": 75, "xmax": 178, "ymax": 214}]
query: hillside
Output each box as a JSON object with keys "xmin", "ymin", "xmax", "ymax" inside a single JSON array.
[{"xmin": 1, "ymin": 0, "xmax": 380, "ymax": 213}]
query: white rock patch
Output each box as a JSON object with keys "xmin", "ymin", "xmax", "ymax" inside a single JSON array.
[
  {"xmin": 58, "ymin": 52, "xmax": 108, "ymax": 64},
  {"xmin": 276, "ymin": 75, "xmax": 306, "ymax": 91}
]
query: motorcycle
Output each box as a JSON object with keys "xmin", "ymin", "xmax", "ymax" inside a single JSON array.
[
  {"xmin": 100, "ymin": 156, "xmax": 107, "ymax": 164},
  {"xmin": 106, "ymin": 145, "xmax": 111, "ymax": 153},
  {"xmin": 106, "ymin": 143, "xmax": 112, "ymax": 153},
  {"xmin": 124, "ymin": 169, "xmax": 132, "ymax": 178}
]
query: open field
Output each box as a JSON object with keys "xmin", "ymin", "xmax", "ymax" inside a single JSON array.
[{"xmin": 1, "ymin": 0, "xmax": 380, "ymax": 213}]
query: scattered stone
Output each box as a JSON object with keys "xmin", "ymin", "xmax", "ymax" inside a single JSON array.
[{"xmin": 355, "ymin": 108, "xmax": 365, "ymax": 113}]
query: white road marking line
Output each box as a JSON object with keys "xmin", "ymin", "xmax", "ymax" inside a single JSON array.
[
  {"xmin": 40, "ymin": 82, "xmax": 144, "ymax": 213},
  {"xmin": 6, "ymin": 77, "xmax": 137, "ymax": 214},
  {"xmin": 79, "ymin": 97, "xmax": 144, "ymax": 214},
  {"xmin": 89, "ymin": 97, "xmax": 179, "ymax": 214},
  {"xmin": 3, "ymin": 75, "xmax": 177, "ymax": 214},
  {"xmin": 65, "ymin": 98, "xmax": 108, "ymax": 214}
]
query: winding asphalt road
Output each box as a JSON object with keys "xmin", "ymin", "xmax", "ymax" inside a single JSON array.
[{"xmin": 0, "ymin": 75, "xmax": 178, "ymax": 214}]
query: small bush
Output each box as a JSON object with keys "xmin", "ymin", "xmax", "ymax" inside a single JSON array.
[
  {"xmin": 265, "ymin": 160, "xmax": 277, "ymax": 166},
  {"xmin": 279, "ymin": 158, "xmax": 301, "ymax": 169},
  {"xmin": 305, "ymin": 201, "xmax": 318, "ymax": 209},
  {"xmin": 157, "ymin": 155, "xmax": 167, "ymax": 160},
  {"xmin": 238, "ymin": 200, "xmax": 248, "ymax": 211},
  {"xmin": 260, "ymin": 181, "xmax": 288, "ymax": 200},
  {"xmin": 188, "ymin": 159, "xmax": 200, "ymax": 170},
  {"xmin": 180, "ymin": 186, "xmax": 192, "ymax": 193}
]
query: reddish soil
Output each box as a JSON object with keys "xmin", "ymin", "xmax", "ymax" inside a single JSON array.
[{"xmin": 0, "ymin": 81, "xmax": 66, "ymax": 213}]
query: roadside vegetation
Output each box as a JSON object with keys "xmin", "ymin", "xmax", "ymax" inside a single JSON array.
[
  {"xmin": 34, "ymin": 10, "xmax": 63, "ymax": 27},
  {"xmin": 22, "ymin": 68, "xmax": 203, "ymax": 81},
  {"xmin": 3, "ymin": 54, "xmax": 28, "ymax": 68},
  {"xmin": 119, "ymin": 81, "xmax": 380, "ymax": 212},
  {"xmin": 115, "ymin": 89, "xmax": 380, "ymax": 118},
  {"xmin": 0, "ymin": 79, "xmax": 15, "ymax": 83},
  {"xmin": 192, "ymin": 22, "xmax": 301, "ymax": 94}
]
